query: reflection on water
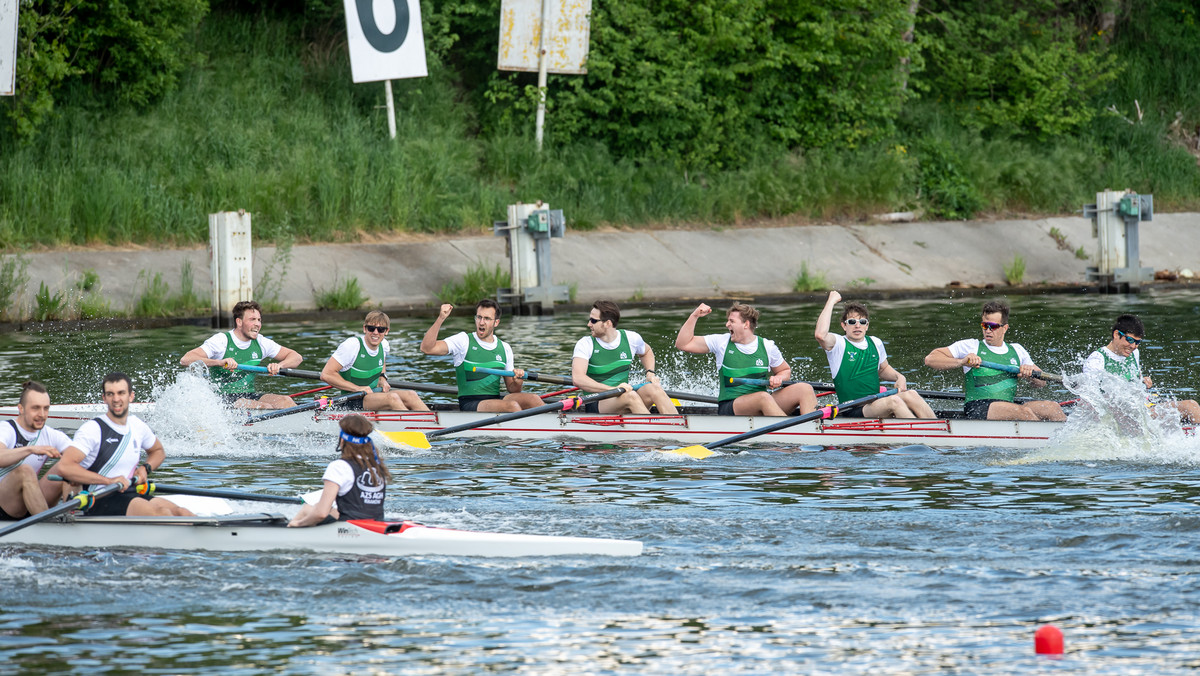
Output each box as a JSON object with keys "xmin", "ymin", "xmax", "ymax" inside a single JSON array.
[{"xmin": 5, "ymin": 291, "xmax": 1200, "ymax": 672}]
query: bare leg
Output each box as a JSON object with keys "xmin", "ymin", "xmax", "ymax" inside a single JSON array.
[
  {"xmin": 597, "ymin": 391, "xmax": 650, "ymax": 414},
  {"xmin": 772, "ymin": 383, "xmax": 817, "ymax": 415},
  {"xmin": 637, "ymin": 384, "xmax": 677, "ymax": 414},
  {"xmin": 0, "ymin": 465, "xmax": 48, "ymax": 518},
  {"xmin": 732, "ymin": 392, "xmax": 786, "ymax": 417},
  {"xmin": 986, "ymin": 401, "xmax": 1039, "ymax": 421}
]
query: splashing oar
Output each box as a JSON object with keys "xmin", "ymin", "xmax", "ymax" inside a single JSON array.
[
  {"xmin": 382, "ymin": 386, "xmax": 640, "ymax": 449},
  {"xmin": 470, "ymin": 366, "xmax": 719, "ymax": 405},
  {"xmin": 667, "ymin": 389, "xmax": 900, "ymax": 460},
  {"xmin": 147, "ymin": 483, "xmax": 305, "ymax": 505},
  {"xmin": 235, "ymin": 364, "xmax": 458, "ymax": 396},
  {"xmin": 0, "ymin": 482, "xmax": 125, "ymax": 538},
  {"xmin": 977, "ymin": 360, "xmax": 1065, "ymax": 383},
  {"xmin": 244, "ymin": 390, "xmax": 369, "ymax": 425}
]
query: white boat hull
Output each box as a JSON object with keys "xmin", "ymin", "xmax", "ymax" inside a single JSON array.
[
  {"xmin": 0, "ymin": 403, "xmax": 1087, "ymax": 449},
  {"xmin": 1, "ymin": 513, "xmax": 642, "ymax": 557}
]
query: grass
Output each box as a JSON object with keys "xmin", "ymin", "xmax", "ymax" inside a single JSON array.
[
  {"xmin": 131, "ymin": 262, "xmax": 207, "ymax": 317},
  {"xmin": 0, "ymin": 12, "xmax": 1198, "ymax": 250},
  {"xmin": 0, "ymin": 253, "xmax": 29, "ymax": 321},
  {"xmin": 1004, "ymin": 255, "xmax": 1027, "ymax": 285},
  {"xmin": 314, "ymin": 275, "xmax": 367, "ymax": 311},
  {"xmin": 438, "ymin": 263, "xmax": 511, "ymax": 307},
  {"xmin": 33, "ymin": 282, "xmax": 65, "ymax": 322},
  {"xmin": 255, "ymin": 234, "xmax": 294, "ymax": 313},
  {"xmin": 793, "ymin": 262, "xmax": 830, "ymax": 293}
]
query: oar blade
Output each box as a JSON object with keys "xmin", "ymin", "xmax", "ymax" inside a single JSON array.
[
  {"xmin": 663, "ymin": 445, "xmax": 715, "ymax": 459},
  {"xmin": 380, "ymin": 431, "xmax": 433, "ymax": 449}
]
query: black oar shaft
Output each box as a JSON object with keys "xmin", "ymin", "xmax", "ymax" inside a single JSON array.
[
  {"xmin": 150, "ymin": 483, "xmax": 304, "ymax": 505},
  {"xmin": 275, "ymin": 367, "xmax": 458, "ymax": 395},
  {"xmin": 429, "ymin": 388, "xmax": 627, "ymax": 438},
  {"xmin": 703, "ymin": 389, "xmax": 899, "ymax": 452},
  {"xmin": 494, "ymin": 368, "xmax": 720, "ymax": 405},
  {"xmin": 244, "ymin": 391, "xmax": 366, "ymax": 424}
]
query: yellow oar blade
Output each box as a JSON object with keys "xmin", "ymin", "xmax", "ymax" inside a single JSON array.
[
  {"xmin": 663, "ymin": 445, "xmax": 714, "ymax": 459},
  {"xmin": 380, "ymin": 431, "xmax": 432, "ymax": 450}
]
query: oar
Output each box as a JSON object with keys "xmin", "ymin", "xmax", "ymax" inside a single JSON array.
[
  {"xmin": 0, "ymin": 482, "xmax": 125, "ymax": 537},
  {"xmin": 235, "ymin": 364, "xmax": 458, "ymax": 396},
  {"xmin": 243, "ymin": 390, "xmax": 368, "ymax": 425},
  {"xmin": 147, "ymin": 483, "xmax": 305, "ymax": 504},
  {"xmin": 978, "ymin": 360, "xmax": 1065, "ymax": 383},
  {"xmin": 383, "ymin": 386, "xmax": 638, "ymax": 449},
  {"xmin": 470, "ymin": 366, "xmax": 720, "ymax": 405},
  {"xmin": 727, "ymin": 376, "xmax": 839, "ymax": 391},
  {"xmin": 667, "ymin": 389, "xmax": 900, "ymax": 460}
]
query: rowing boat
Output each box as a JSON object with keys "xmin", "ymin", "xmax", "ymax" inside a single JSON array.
[
  {"xmin": 1, "ymin": 511, "xmax": 643, "ymax": 557},
  {"xmin": 0, "ymin": 402, "xmax": 1082, "ymax": 449}
]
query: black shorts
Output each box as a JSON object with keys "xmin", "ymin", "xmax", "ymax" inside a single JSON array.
[
  {"xmin": 86, "ymin": 487, "xmax": 146, "ymax": 517},
  {"xmin": 0, "ymin": 503, "xmax": 18, "ymax": 520},
  {"xmin": 964, "ymin": 399, "xmax": 1004, "ymax": 420},
  {"xmin": 337, "ymin": 396, "xmax": 366, "ymax": 411},
  {"xmin": 717, "ymin": 400, "xmax": 737, "ymax": 416},
  {"xmin": 835, "ymin": 405, "xmax": 867, "ymax": 418},
  {"xmin": 218, "ymin": 391, "xmax": 269, "ymax": 406},
  {"xmin": 458, "ymin": 395, "xmax": 502, "ymax": 412}
]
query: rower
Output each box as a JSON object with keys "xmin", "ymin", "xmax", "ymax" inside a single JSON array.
[
  {"xmin": 1081, "ymin": 313, "xmax": 1200, "ymax": 423},
  {"xmin": 289, "ymin": 414, "xmax": 389, "ymax": 527},
  {"xmin": 0, "ymin": 381, "xmax": 74, "ymax": 520},
  {"xmin": 675, "ymin": 302, "xmax": 816, "ymax": 416},
  {"xmin": 419, "ymin": 300, "xmax": 543, "ymax": 412},
  {"xmin": 321, "ymin": 311, "xmax": 429, "ymax": 411},
  {"xmin": 571, "ymin": 300, "xmax": 677, "ymax": 414},
  {"xmin": 53, "ymin": 373, "xmax": 194, "ymax": 517},
  {"xmin": 924, "ymin": 300, "xmax": 1066, "ymax": 421},
  {"xmin": 814, "ymin": 290, "xmax": 935, "ymax": 419},
  {"xmin": 180, "ymin": 300, "xmax": 303, "ymax": 409}
]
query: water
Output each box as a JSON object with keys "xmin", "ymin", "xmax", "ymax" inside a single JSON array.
[{"xmin": 5, "ymin": 291, "xmax": 1200, "ymax": 673}]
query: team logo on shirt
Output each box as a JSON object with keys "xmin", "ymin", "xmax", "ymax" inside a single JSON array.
[
  {"xmin": 105, "ymin": 437, "xmax": 119, "ymax": 443},
  {"xmin": 756, "ymin": 359, "xmax": 764, "ymax": 366},
  {"xmin": 848, "ymin": 353, "xmax": 857, "ymax": 362},
  {"xmin": 1010, "ymin": 358, "xmax": 1018, "ymax": 365},
  {"xmin": 620, "ymin": 351, "xmax": 628, "ymax": 359},
  {"xmin": 495, "ymin": 353, "xmax": 503, "ymax": 360},
  {"xmin": 252, "ymin": 351, "xmax": 260, "ymax": 359}
]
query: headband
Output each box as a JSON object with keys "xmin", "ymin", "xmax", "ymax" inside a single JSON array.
[{"xmin": 339, "ymin": 430, "xmax": 372, "ymax": 445}]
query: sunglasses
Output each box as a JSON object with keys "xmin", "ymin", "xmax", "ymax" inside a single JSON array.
[
  {"xmin": 475, "ymin": 314, "xmax": 498, "ymax": 322},
  {"xmin": 981, "ymin": 321, "xmax": 1005, "ymax": 331},
  {"xmin": 843, "ymin": 318, "xmax": 868, "ymax": 326},
  {"xmin": 588, "ymin": 317, "xmax": 604, "ymax": 324},
  {"xmin": 1117, "ymin": 329, "xmax": 1143, "ymax": 346},
  {"xmin": 364, "ymin": 325, "xmax": 388, "ymax": 333}
]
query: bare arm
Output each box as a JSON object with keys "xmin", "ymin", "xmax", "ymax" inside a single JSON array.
[
  {"xmin": 814, "ymin": 291, "xmax": 841, "ymax": 351},
  {"xmin": 272, "ymin": 346, "xmax": 303, "ymax": 371},
  {"xmin": 768, "ymin": 361, "xmax": 793, "ymax": 389},
  {"xmin": 288, "ymin": 480, "xmax": 340, "ymax": 527},
  {"xmin": 180, "ymin": 346, "xmax": 234, "ymax": 369},
  {"xmin": 420, "ymin": 304, "xmax": 453, "ymax": 356},
  {"xmin": 924, "ymin": 346, "xmax": 977, "ymax": 371},
  {"xmin": 878, "ymin": 360, "xmax": 908, "ymax": 392},
  {"xmin": 675, "ymin": 304, "xmax": 712, "ymax": 353},
  {"xmin": 54, "ymin": 447, "xmax": 130, "ymax": 489}
]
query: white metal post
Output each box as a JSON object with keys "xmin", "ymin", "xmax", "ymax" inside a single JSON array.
[
  {"xmin": 534, "ymin": 0, "xmax": 550, "ymax": 151},
  {"xmin": 208, "ymin": 211, "xmax": 254, "ymax": 327},
  {"xmin": 384, "ymin": 79, "xmax": 397, "ymax": 139}
]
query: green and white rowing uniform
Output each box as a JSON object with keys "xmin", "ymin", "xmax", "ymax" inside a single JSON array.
[
  {"xmin": 581, "ymin": 329, "xmax": 636, "ymax": 387},
  {"xmin": 824, "ymin": 334, "xmax": 886, "ymax": 401},
  {"xmin": 1082, "ymin": 346, "xmax": 1142, "ymax": 382},
  {"xmin": 332, "ymin": 336, "xmax": 388, "ymax": 387},
  {"xmin": 705, "ymin": 334, "xmax": 772, "ymax": 403},
  {"xmin": 200, "ymin": 331, "xmax": 282, "ymax": 394},
  {"xmin": 946, "ymin": 339, "xmax": 1033, "ymax": 404},
  {"xmin": 447, "ymin": 332, "xmax": 513, "ymax": 399}
]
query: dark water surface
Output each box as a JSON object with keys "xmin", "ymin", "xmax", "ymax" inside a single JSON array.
[{"xmin": 4, "ymin": 291, "xmax": 1200, "ymax": 673}]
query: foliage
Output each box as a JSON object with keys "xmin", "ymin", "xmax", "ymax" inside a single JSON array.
[
  {"xmin": 915, "ymin": 0, "xmax": 1121, "ymax": 136},
  {"xmin": 1004, "ymin": 255, "xmax": 1026, "ymax": 285},
  {"xmin": 131, "ymin": 262, "xmax": 207, "ymax": 317},
  {"xmin": 915, "ymin": 138, "xmax": 983, "ymax": 220},
  {"xmin": 0, "ymin": 254, "xmax": 31, "ymax": 321},
  {"xmin": 33, "ymin": 282, "xmax": 66, "ymax": 322},
  {"xmin": 3, "ymin": 0, "xmax": 209, "ymax": 137},
  {"xmin": 438, "ymin": 263, "xmax": 511, "ymax": 307},
  {"xmin": 256, "ymin": 233, "xmax": 294, "ymax": 312},
  {"xmin": 314, "ymin": 275, "xmax": 367, "ymax": 311},
  {"xmin": 1075, "ymin": 246, "xmax": 1089, "ymax": 261},
  {"xmin": 535, "ymin": 0, "xmax": 919, "ymax": 168},
  {"xmin": 793, "ymin": 263, "xmax": 830, "ymax": 293}
]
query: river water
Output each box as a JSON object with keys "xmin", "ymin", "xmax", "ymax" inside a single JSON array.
[{"xmin": 4, "ymin": 291, "xmax": 1200, "ymax": 673}]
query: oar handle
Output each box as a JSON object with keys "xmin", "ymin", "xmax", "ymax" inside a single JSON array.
[
  {"xmin": 977, "ymin": 360, "xmax": 1064, "ymax": 383},
  {"xmin": 472, "ymin": 367, "xmax": 720, "ymax": 405}
]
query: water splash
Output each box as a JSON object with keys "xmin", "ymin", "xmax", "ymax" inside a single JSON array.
[{"xmin": 145, "ymin": 367, "xmax": 245, "ymax": 452}]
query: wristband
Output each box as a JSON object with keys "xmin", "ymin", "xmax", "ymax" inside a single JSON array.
[
  {"xmin": 141, "ymin": 462, "xmax": 153, "ymax": 476},
  {"xmin": 645, "ymin": 370, "xmax": 656, "ymax": 375}
]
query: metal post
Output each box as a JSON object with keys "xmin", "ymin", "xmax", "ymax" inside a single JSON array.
[
  {"xmin": 208, "ymin": 211, "xmax": 254, "ymax": 328},
  {"xmin": 384, "ymin": 80, "xmax": 397, "ymax": 140},
  {"xmin": 534, "ymin": 0, "xmax": 550, "ymax": 151}
]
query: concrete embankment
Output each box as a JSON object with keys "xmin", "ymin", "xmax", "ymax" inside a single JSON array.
[{"xmin": 10, "ymin": 213, "xmax": 1200, "ymax": 321}]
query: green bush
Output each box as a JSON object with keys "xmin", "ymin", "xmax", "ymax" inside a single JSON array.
[
  {"xmin": 438, "ymin": 263, "xmax": 511, "ymax": 307},
  {"xmin": 314, "ymin": 276, "xmax": 368, "ymax": 311}
]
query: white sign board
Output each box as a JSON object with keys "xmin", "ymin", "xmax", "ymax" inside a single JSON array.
[
  {"xmin": 498, "ymin": 0, "xmax": 591, "ymax": 75},
  {"xmin": 0, "ymin": 0, "xmax": 17, "ymax": 96},
  {"xmin": 343, "ymin": 0, "xmax": 427, "ymax": 83}
]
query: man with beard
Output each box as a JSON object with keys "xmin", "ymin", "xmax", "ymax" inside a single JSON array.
[{"xmin": 0, "ymin": 381, "xmax": 73, "ymax": 519}]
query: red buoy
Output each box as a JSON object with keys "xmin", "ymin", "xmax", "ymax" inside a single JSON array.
[{"xmin": 1034, "ymin": 625, "xmax": 1064, "ymax": 655}]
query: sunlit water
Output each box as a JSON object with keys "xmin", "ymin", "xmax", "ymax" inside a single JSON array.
[{"xmin": 5, "ymin": 292, "xmax": 1200, "ymax": 672}]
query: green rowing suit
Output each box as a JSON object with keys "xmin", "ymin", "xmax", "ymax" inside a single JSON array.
[
  {"xmin": 832, "ymin": 336, "xmax": 881, "ymax": 401},
  {"xmin": 209, "ymin": 332, "xmax": 264, "ymax": 394},
  {"xmin": 456, "ymin": 333, "xmax": 507, "ymax": 397},
  {"xmin": 965, "ymin": 342, "xmax": 1019, "ymax": 403},
  {"xmin": 586, "ymin": 330, "xmax": 634, "ymax": 386},
  {"xmin": 344, "ymin": 337, "xmax": 385, "ymax": 387},
  {"xmin": 718, "ymin": 336, "xmax": 770, "ymax": 403},
  {"xmin": 1102, "ymin": 350, "xmax": 1140, "ymax": 382}
]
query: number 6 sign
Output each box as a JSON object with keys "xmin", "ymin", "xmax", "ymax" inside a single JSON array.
[{"xmin": 344, "ymin": 0, "xmax": 427, "ymax": 83}]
